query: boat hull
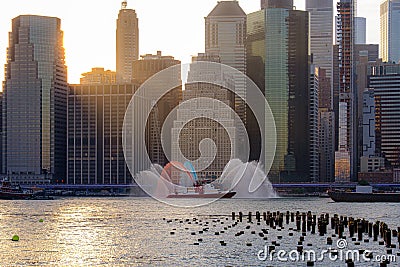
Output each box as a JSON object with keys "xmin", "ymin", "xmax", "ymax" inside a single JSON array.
[
  {"xmin": 167, "ymin": 191, "xmax": 236, "ymax": 199},
  {"xmin": 328, "ymin": 191, "xmax": 400, "ymax": 203},
  {"xmin": 0, "ymin": 192, "xmax": 33, "ymax": 200}
]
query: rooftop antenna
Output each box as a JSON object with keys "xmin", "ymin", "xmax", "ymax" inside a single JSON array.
[{"xmin": 121, "ymin": 1, "xmax": 128, "ymax": 9}]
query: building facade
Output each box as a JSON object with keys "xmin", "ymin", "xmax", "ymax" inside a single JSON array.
[
  {"xmin": 247, "ymin": 6, "xmax": 314, "ymax": 182},
  {"xmin": 336, "ymin": 0, "xmax": 357, "ymax": 182},
  {"xmin": 306, "ymin": 0, "xmax": 333, "ymax": 107},
  {"xmin": 309, "ymin": 66, "xmax": 320, "ymax": 182},
  {"xmin": 380, "ymin": 0, "xmax": 400, "ymax": 63},
  {"xmin": 116, "ymin": 1, "xmax": 139, "ymax": 83},
  {"xmin": 80, "ymin": 68, "xmax": 116, "ymax": 85},
  {"xmin": 132, "ymin": 51, "xmax": 181, "ymax": 167},
  {"xmin": 171, "ymin": 57, "xmax": 236, "ymax": 182},
  {"xmin": 362, "ymin": 88, "xmax": 376, "ymax": 158},
  {"xmin": 368, "ymin": 63, "xmax": 400, "ymax": 168},
  {"xmin": 355, "ymin": 17, "xmax": 366, "ymax": 44},
  {"xmin": 67, "ymin": 84, "xmax": 139, "ymax": 184},
  {"xmin": 319, "ymin": 109, "xmax": 335, "ymax": 182},
  {"xmin": 2, "ymin": 15, "xmax": 68, "ymax": 184},
  {"xmin": 132, "ymin": 51, "xmax": 180, "ymax": 84},
  {"xmin": 205, "ymin": 1, "xmax": 247, "ymax": 128},
  {"xmin": 261, "ymin": 0, "xmax": 293, "ymax": 9}
]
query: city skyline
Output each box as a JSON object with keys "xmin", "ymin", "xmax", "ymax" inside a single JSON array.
[{"xmin": 0, "ymin": 0, "xmax": 380, "ymax": 85}]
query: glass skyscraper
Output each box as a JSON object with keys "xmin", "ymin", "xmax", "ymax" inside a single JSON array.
[
  {"xmin": 2, "ymin": 15, "xmax": 68, "ymax": 184},
  {"xmin": 306, "ymin": 0, "xmax": 333, "ymax": 106},
  {"xmin": 247, "ymin": 5, "xmax": 315, "ymax": 182},
  {"xmin": 355, "ymin": 17, "xmax": 366, "ymax": 44},
  {"xmin": 380, "ymin": 0, "xmax": 400, "ymax": 63}
]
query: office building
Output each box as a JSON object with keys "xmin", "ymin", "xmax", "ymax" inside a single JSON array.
[
  {"xmin": 132, "ymin": 51, "xmax": 180, "ymax": 84},
  {"xmin": 80, "ymin": 68, "xmax": 116, "ymax": 85},
  {"xmin": 319, "ymin": 109, "xmax": 335, "ymax": 182},
  {"xmin": 355, "ymin": 17, "xmax": 366, "ymax": 44},
  {"xmin": 380, "ymin": 0, "xmax": 400, "ymax": 63},
  {"xmin": 360, "ymin": 156, "xmax": 385, "ymax": 173},
  {"xmin": 355, "ymin": 45, "xmax": 380, "ymax": 107},
  {"xmin": 317, "ymin": 68, "xmax": 332, "ymax": 110},
  {"xmin": 315, "ymin": 67, "xmax": 335, "ymax": 182},
  {"xmin": 116, "ymin": 1, "xmax": 139, "ymax": 83},
  {"xmin": 247, "ymin": 5, "xmax": 314, "ymax": 182},
  {"xmin": 132, "ymin": 51, "xmax": 181, "ymax": 166},
  {"xmin": 67, "ymin": 84, "xmax": 139, "ymax": 184},
  {"xmin": 368, "ymin": 63, "xmax": 400, "ymax": 168},
  {"xmin": 2, "ymin": 15, "xmax": 68, "ymax": 184},
  {"xmin": 306, "ymin": 1, "xmax": 335, "ymax": 181},
  {"xmin": 309, "ymin": 66, "xmax": 320, "ymax": 182},
  {"xmin": 205, "ymin": 1, "xmax": 247, "ymax": 127},
  {"xmin": 333, "ymin": 44, "xmax": 340, "ymax": 151},
  {"xmin": 355, "ymin": 44, "xmax": 379, "ymax": 63},
  {"xmin": 171, "ymin": 57, "xmax": 236, "ymax": 182},
  {"xmin": 306, "ymin": 0, "xmax": 333, "ymax": 107},
  {"xmin": 362, "ymin": 88, "xmax": 376, "ymax": 158},
  {"xmin": 261, "ymin": 0, "xmax": 293, "ymax": 9}
]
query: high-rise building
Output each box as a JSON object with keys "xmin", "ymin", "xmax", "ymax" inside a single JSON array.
[
  {"xmin": 362, "ymin": 88, "xmax": 376, "ymax": 158},
  {"xmin": 368, "ymin": 62, "xmax": 400, "ymax": 168},
  {"xmin": 261, "ymin": 0, "xmax": 293, "ymax": 9},
  {"xmin": 306, "ymin": 1, "xmax": 335, "ymax": 182},
  {"xmin": 2, "ymin": 15, "xmax": 68, "ymax": 184},
  {"xmin": 354, "ymin": 46, "xmax": 379, "ymax": 167},
  {"xmin": 124, "ymin": 63, "xmax": 182, "ymax": 177},
  {"xmin": 80, "ymin": 68, "xmax": 116, "ymax": 85},
  {"xmin": 380, "ymin": 0, "xmax": 400, "ymax": 63},
  {"xmin": 116, "ymin": 1, "xmax": 139, "ymax": 83},
  {"xmin": 246, "ymin": 10, "xmax": 265, "ymax": 162},
  {"xmin": 316, "ymin": 67, "xmax": 335, "ymax": 182},
  {"xmin": 309, "ymin": 66, "xmax": 320, "ymax": 182},
  {"xmin": 333, "ymin": 44, "xmax": 340, "ymax": 151},
  {"xmin": 67, "ymin": 84, "xmax": 139, "ymax": 184},
  {"xmin": 247, "ymin": 5, "xmax": 314, "ymax": 182},
  {"xmin": 205, "ymin": 1, "xmax": 247, "ymax": 128},
  {"xmin": 132, "ymin": 51, "xmax": 180, "ymax": 84},
  {"xmin": 132, "ymin": 51, "xmax": 181, "ymax": 167},
  {"xmin": 355, "ymin": 44, "xmax": 379, "ymax": 63},
  {"xmin": 306, "ymin": 0, "xmax": 333, "ymax": 107},
  {"xmin": 319, "ymin": 109, "xmax": 336, "ymax": 182},
  {"xmin": 356, "ymin": 47, "xmax": 380, "ymax": 108},
  {"xmin": 355, "ymin": 17, "xmax": 366, "ymax": 44},
  {"xmin": 318, "ymin": 68, "xmax": 332, "ymax": 110},
  {"xmin": 171, "ymin": 56, "xmax": 236, "ymax": 182},
  {"xmin": 335, "ymin": 0, "xmax": 357, "ymax": 182}
]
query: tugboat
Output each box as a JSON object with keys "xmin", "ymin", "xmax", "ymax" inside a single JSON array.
[
  {"xmin": 0, "ymin": 179, "xmax": 33, "ymax": 200},
  {"xmin": 167, "ymin": 183, "xmax": 236, "ymax": 199}
]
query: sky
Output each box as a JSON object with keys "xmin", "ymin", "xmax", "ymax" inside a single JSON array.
[{"xmin": 0, "ymin": 0, "xmax": 380, "ymax": 85}]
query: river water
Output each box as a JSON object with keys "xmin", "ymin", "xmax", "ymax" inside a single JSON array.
[{"xmin": 1, "ymin": 197, "xmax": 399, "ymax": 266}]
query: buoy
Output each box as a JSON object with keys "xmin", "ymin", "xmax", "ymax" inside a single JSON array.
[{"xmin": 12, "ymin": 235, "xmax": 19, "ymax": 241}]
